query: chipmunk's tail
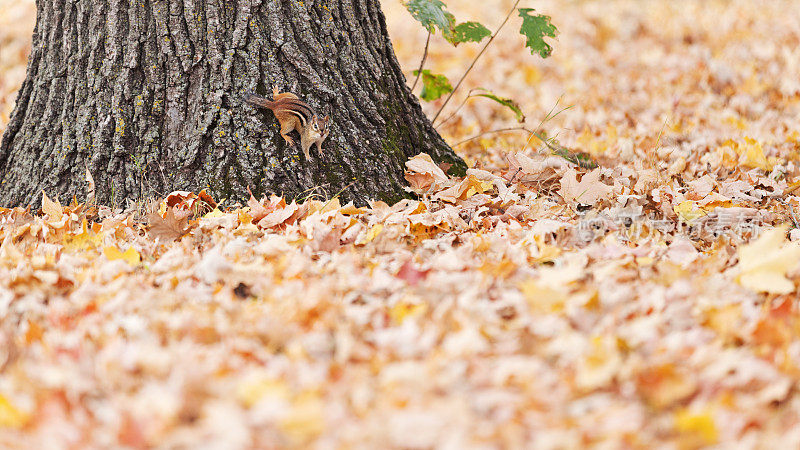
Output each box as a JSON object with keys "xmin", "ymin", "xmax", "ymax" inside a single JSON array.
[{"xmin": 243, "ymin": 91, "xmax": 275, "ymax": 109}]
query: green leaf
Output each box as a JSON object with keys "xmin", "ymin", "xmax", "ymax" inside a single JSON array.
[
  {"xmin": 405, "ymin": 0, "xmax": 456, "ymax": 40},
  {"xmin": 518, "ymin": 8, "xmax": 558, "ymax": 58},
  {"xmin": 553, "ymin": 148, "xmax": 598, "ymax": 169},
  {"xmin": 413, "ymin": 70, "xmax": 453, "ymax": 101},
  {"xmin": 473, "ymin": 89, "xmax": 525, "ymax": 122},
  {"xmin": 451, "ymin": 21, "xmax": 491, "ymax": 44}
]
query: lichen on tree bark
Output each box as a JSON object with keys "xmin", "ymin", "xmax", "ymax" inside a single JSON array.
[{"xmin": 0, "ymin": 0, "xmax": 465, "ymax": 207}]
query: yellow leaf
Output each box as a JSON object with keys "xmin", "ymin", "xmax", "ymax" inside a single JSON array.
[
  {"xmin": 576, "ymin": 127, "xmax": 606, "ymax": 156},
  {"xmin": 238, "ymin": 209, "xmax": 253, "ymax": 225},
  {"xmin": 531, "ymin": 235, "xmax": 562, "ymax": 263},
  {"xmin": 203, "ymin": 208, "xmax": 225, "ymax": 218},
  {"xmin": 280, "ymin": 391, "xmax": 325, "ymax": 445},
  {"xmin": 41, "ymin": 191, "xmax": 63, "ymax": 218},
  {"xmin": 576, "ymin": 336, "xmax": 622, "ymax": 390},
  {"xmin": 356, "ymin": 224, "xmax": 383, "ymax": 245},
  {"xmin": 63, "ymin": 219, "xmax": 101, "ymax": 250},
  {"xmin": 703, "ymin": 304, "xmax": 742, "ymax": 342},
  {"xmin": 390, "ymin": 301, "xmax": 427, "ymax": 324},
  {"xmin": 236, "ymin": 377, "xmax": 290, "ymax": 408},
  {"xmin": 463, "ymin": 175, "xmax": 493, "ymax": 199},
  {"xmin": 339, "ymin": 204, "xmax": 366, "ymax": 215},
  {"xmin": 104, "ymin": 246, "xmax": 141, "ymax": 266},
  {"xmin": 736, "ymin": 225, "xmax": 800, "ymax": 294},
  {"xmin": 725, "ymin": 116, "xmax": 747, "ymax": 130},
  {"xmin": 519, "ymin": 280, "xmax": 566, "ymax": 313},
  {"xmin": 674, "ymin": 200, "xmax": 706, "ymax": 223},
  {"xmin": 675, "ymin": 409, "xmax": 718, "ymax": 445},
  {"xmin": 0, "ymin": 394, "xmax": 28, "ymax": 428},
  {"xmin": 737, "ymin": 137, "xmax": 771, "ymax": 170}
]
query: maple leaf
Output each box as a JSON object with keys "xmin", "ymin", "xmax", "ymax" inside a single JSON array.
[
  {"xmin": 736, "ymin": 225, "xmax": 800, "ymax": 294},
  {"xmin": 557, "ymin": 168, "xmax": 613, "ymax": 205},
  {"xmin": 147, "ymin": 206, "xmax": 190, "ymax": 241},
  {"xmin": 674, "ymin": 200, "xmax": 707, "ymax": 223},
  {"xmin": 63, "ymin": 218, "xmax": 101, "ymax": 251}
]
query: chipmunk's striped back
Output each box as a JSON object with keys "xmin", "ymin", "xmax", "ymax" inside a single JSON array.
[{"xmin": 243, "ymin": 92, "xmax": 315, "ymax": 126}]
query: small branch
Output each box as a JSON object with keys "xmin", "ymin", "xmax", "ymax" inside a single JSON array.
[
  {"xmin": 431, "ymin": 0, "xmax": 522, "ymax": 124},
  {"xmin": 453, "ymin": 126, "xmax": 530, "ymax": 147},
  {"xmin": 454, "ymin": 125, "xmax": 565, "ymax": 155},
  {"xmin": 435, "ymin": 88, "xmax": 480, "ymax": 130},
  {"xmin": 519, "ymin": 98, "xmax": 570, "ymax": 154},
  {"xmin": 411, "ymin": 32, "xmax": 431, "ymax": 92}
]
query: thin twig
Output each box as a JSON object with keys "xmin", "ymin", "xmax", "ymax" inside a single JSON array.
[
  {"xmin": 519, "ymin": 99, "xmax": 571, "ymax": 154},
  {"xmin": 453, "ymin": 125, "xmax": 563, "ymax": 154},
  {"xmin": 431, "ymin": 0, "xmax": 522, "ymax": 124},
  {"xmin": 453, "ymin": 126, "xmax": 531, "ymax": 147},
  {"xmin": 411, "ymin": 32, "xmax": 431, "ymax": 92},
  {"xmin": 435, "ymin": 88, "xmax": 480, "ymax": 129}
]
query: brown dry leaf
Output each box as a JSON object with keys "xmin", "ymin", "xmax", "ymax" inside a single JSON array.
[{"xmin": 147, "ymin": 205, "xmax": 190, "ymax": 241}]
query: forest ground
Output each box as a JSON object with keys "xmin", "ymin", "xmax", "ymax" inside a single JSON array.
[{"xmin": 2, "ymin": 0, "xmax": 800, "ymax": 447}]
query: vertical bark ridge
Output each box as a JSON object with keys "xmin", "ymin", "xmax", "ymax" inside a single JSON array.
[{"xmin": 0, "ymin": 0, "xmax": 466, "ymax": 207}]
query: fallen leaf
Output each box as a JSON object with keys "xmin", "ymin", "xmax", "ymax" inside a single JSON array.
[
  {"xmin": 41, "ymin": 191, "xmax": 63, "ymax": 219},
  {"xmin": 0, "ymin": 394, "xmax": 28, "ymax": 428},
  {"xmin": 736, "ymin": 225, "xmax": 800, "ymax": 294},
  {"xmin": 104, "ymin": 246, "xmax": 141, "ymax": 266},
  {"xmin": 147, "ymin": 206, "xmax": 191, "ymax": 241},
  {"xmin": 356, "ymin": 224, "xmax": 383, "ymax": 245},
  {"xmin": 405, "ymin": 153, "xmax": 448, "ymax": 192},
  {"xmin": 675, "ymin": 409, "xmax": 718, "ymax": 446},
  {"xmin": 558, "ymin": 168, "xmax": 613, "ymax": 205}
]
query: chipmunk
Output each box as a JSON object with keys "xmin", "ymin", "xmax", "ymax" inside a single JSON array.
[{"xmin": 244, "ymin": 87, "xmax": 330, "ymax": 159}]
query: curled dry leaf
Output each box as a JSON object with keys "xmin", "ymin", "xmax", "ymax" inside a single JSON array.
[{"xmin": 404, "ymin": 153, "xmax": 449, "ymax": 192}]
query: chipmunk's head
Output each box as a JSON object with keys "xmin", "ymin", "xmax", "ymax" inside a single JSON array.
[{"xmin": 310, "ymin": 115, "xmax": 330, "ymax": 139}]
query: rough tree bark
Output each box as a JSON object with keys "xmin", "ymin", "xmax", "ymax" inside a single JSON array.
[{"xmin": 0, "ymin": 0, "xmax": 466, "ymax": 207}]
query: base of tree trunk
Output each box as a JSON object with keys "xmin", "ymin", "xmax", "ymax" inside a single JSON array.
[{"xmin": 0, "ymin": 0, "xmax": 465, "ymax": 208}]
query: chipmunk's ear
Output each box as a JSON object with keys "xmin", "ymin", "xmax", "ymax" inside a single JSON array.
[{"xmin": 271, "ymin": 86, "xmax": 279, "ymax": 98}]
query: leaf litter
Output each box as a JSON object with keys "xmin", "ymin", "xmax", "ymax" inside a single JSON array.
[{"xmin": 2, "ymin": 0, "xmax": 800, "ymax": 447}]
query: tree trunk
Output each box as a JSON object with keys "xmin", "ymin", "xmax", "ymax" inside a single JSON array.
[{"xmin": 0, "ymin": 0, "xmax": 465, "ymax": 207}]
